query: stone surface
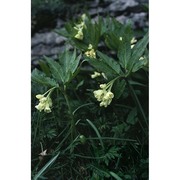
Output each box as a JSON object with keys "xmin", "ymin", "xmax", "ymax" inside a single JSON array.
[
  {"xmin": 107, "ymin": 0, "xmax": 138, "ymax": 12},
  {"xmin": 31, "ymin": 0, "xmax": 149, "ymax": 67}
]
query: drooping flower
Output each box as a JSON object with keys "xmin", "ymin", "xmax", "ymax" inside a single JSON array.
[
  {"xmin": 35, "ymin": 87, "xmax": 55, "ymax": 113},
  {"xmin": 35, "ymin": 96, "xmax": 53, "ymax": 113},
  {"xmin": 74, "ymin": 29, "xmax": 83, "ymax": 40},
  {"xmin": 93, "ymin": 83, "xmax": 114, "ymax": 108},
  {"xmin": 85, "ymin": 44, "xmax": 96, "ymax": 58},
  {"xmin": 91, "ymin": 71, "xmax": 101, "ymax": 79},
  {"xmin": 74, "ymin": 17, "xmax": 86, "ymax": 40}
]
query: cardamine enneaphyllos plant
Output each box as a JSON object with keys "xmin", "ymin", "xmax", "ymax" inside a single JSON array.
[{"xmin": 32, "ymin": 14, "xmax": 148, "ymax": 179}]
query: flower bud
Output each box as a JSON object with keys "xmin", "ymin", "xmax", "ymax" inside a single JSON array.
[
  {"xmin": 75, "ymin": 30, "xmax": 83, "ymax": 40},
  {"xmin": 131, "ymin": 37, "xmax": 137, "ymax": 44},
  {"xmin": 79, "ymin": 135, "xmax": 86, "ymax": 144},
  {"xmin": 91, "ymin": 71, "xmax": 101, "ymax": 79},
  {"xmin": 36, "ymin": 94, "xmax": 44, "ymax": 99},
  {"xmin": 100, "ymin": 84, "xmax": 106, "ymax": 89}
]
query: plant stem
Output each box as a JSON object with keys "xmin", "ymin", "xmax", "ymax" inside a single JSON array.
[
  {"xmin": 63, "ymin": 86, "xmax": 75, "ymax": 141},
  {"xmin": 125, "ymin": 79, "xmax": 148, "ymax": 128}
]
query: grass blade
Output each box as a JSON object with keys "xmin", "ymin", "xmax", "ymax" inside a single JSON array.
[
  {"xmin": 86, "ymin": 119, "xmax": 104, "ymax": 150},
  {"xmin": 109, "ymin": 171, "xmax": 122, "ymax": 180},
  {"xmin": 33, "ymin": 152, "xmax": 60, "ymax": 180}
]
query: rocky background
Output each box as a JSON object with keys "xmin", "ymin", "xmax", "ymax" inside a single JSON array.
[{"xmin": 31, "ymin": 0, "xmax": 148, "ymax": 68}]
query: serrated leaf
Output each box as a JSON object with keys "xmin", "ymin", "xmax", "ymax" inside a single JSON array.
[
  {"xmin": 97, "ymin": 51, "xmax": 121, "ymax": 74},
  {"xmin": 129, "ymin": 32, "xmax": 149, "ymax": 70},
  {"xmin": 44, "ymin": 56, "xmax": 64, "ymax": 83},
  {"xmin": 132, "ymin": 56, "xmax": 148, "ymax": 72},
  {"xmin": 88, "ymin": 52, "xmax": 121, "ymax": 78},
  {"xmin": 117, "ymin": 39, "xmax": 131, "ymax": 70},
  {"xmin": 58, "ymin": 49, "xmax": 81, "ymax": 84},
  {"xmin": 39, "ymin": 60, "xmax": 51, "ymax": 76},
  {"xmin": 105, "ymin": 32, "xmax": 121, "ymax": 51},
  {"xmin": 31, "ymin": 68, "xmax": 58, "ymax": 87}
]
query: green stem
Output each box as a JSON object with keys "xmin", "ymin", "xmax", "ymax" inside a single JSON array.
[
  {"xmin": 126, "ymin": 79, "xmax": 148, "ymax": 128},
  {"xmin": 63, "ymin": 86, "xmax": 75, "ymax": 141}
]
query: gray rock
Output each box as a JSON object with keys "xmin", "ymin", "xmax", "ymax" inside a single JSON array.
[
  {"xmin": 116, "ymin": 12, "xmax": 148, "ymax": 29},
  {"xmin": 107, "ymin": 0, "xmax": 139, "ymax": 12},
  {"xmin": 31, "ymin": 32, "xmax": 66, "ymax": 47},
  {"xmin": 31, "ymin": 0, "xmax": 149, "ymax": 66},
  {"xmin": 88, "ymin": 7, "xmax": 103, "ymax": 17}
]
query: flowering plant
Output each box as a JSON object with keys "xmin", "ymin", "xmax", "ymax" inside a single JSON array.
[{"xmin": 32, "ymin": 14, "xmax": 148, "ymax": 179}]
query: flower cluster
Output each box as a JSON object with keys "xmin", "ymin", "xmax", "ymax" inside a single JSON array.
[
  {"xmin": 35, "ymin": 87, "xmax": 55, "ymax": 113},
  {"xmin": 35, "ymin": 95, "xmax": 52, "ymax": 113},
  {"xmin": 74, "ymin": 14, "xmax": 87, "ymax": 40},
  {"xmin": 93, "ymin": 83, "xmax": 114, "ymax": 108},
  {"xmin": 85, "ymin": 44, "xmax": 96, "ymax": 58}
]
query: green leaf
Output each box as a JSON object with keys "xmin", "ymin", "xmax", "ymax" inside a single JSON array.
[
  {"xmin": 109, "ymin": 171, "xmax": 122, "ymax": 180},
  {"xmin": 58, "ymin": 49, "xmax": 81, "ymax": 84},
  {"xmin": 117, "ymin": 39, "xmax": 131, "ymax": 70},
  {"xmin": 97, "ymin": 51, "xmax": 121, "ymax": 74},
  {"xmin": 129, "ymin": 32, "xmax": 149, "ymax": 71},
  {"xmin": 103, "ymin": 146, "xmax": 120, "ymax": 166},
  {"xmin": 44, "ymin": 50, "xmax": 81, "ymax": 85},
  {"xmin": 44, "ymin": 56, "xmax": 64, "ymax": 83},
  {"xmin": 88, "ymin": 51, "xmax": 121, "ymax": 78},
  {"xmin": 39, "ymin": 60, "xmax": 51, "ymax": 76},
  {"xmin": 31, "ymin": 68, "xmax": 58, "ymax": 87},
  {"xmin": 33, "ymin": 152, "xmax": 60, "ymax": 180},
  {"xmin": 126, "ymin": 107, "xmax": 138, "ymax": 125},
  {"xmin": 113, "ymin": 79, "xmax": 126, "ymax": 99},
  {"xmin": 104, "ymin": 20, "xmax": 133, "ymax": 51},
  {"xmin": 90, "ymin": 165, "xmax": 110, "ymax": 178},
  {"xmin": 86, "ymin": 119, "xmax": 104, "ymax": 150},
  {"xmin": 132, "ymin": 55, "xmax": 148, "ymax": 72},
  {"xmin": 54, "ymin": 28, "xmax": 70, "ymax": 38},
  {"xmin": 105, "ymin": 32, "xmax": 121, "ymax": 51}
]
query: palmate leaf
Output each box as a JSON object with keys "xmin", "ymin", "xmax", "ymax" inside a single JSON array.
[
  {"xmin": 31, "ymin": 68, "xmax": 58, "ymax": 87},
  {"xmin": 128, "ymin": 32, "xmax": 149, "ymax": 71},
  {"xmin": 117, "ymin": 39, "xmax": 131, "ymax": 71},
  {"xmin": 88, "ymin": 51, "xmax": 121, "ymax": 78},
  {"xmin": 44, "ymin": 56, "xmax": 64, "ymax": 83},
  {"xmin": 104, "ymin": 20, "xmax": 133, "ymax": 51},
  {"xmin": 44, "ymin": 50, "xmax": 81, "ymax": 85},
  {"xmin": 58, "ymin": 49, "xmax": 81, "ymax": 84},
  {"xmin": 83, "ymin": 20, "xmax": 101, "ymax": 49},
  {"xmin": 105, "ymin": 32, "xmax": 121, "ymax": 51}
]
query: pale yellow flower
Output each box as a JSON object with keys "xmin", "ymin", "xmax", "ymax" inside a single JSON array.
[
  {"xmin": 131, "ymin": 37, "xmax": 137, "ymax": 44},
  {"xmin": 131, "ymin": 44, "xmax": 135, "ymax": 49},
  {"xmin": 35, "ymin": 91, "xmax": 53, "ymax": 113},
  {"xmin": 74, "ymin": 30, "xmax": 83, "ymax": 40},
  {"xmin": 85, "ymin": 44, "xmax": 96, "ymax": 58},
  {"xmin": 93, "ymin": 83, "xmax": 114, "ymax": 107},
  {"xmin": 91, "ymin": 71, "xmax": 101, "ymax": 79}
]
